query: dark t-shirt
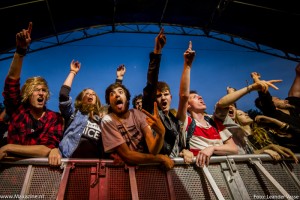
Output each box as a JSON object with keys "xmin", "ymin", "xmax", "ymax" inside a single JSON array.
[{"xmin": 71, "ymin": 118, "xmax": 103, "ymax": 158}]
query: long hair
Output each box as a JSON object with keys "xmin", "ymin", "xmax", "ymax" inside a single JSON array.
[
  {"xmin": 21, "ymin": 76, "xmax": 50, "ymax": 104},
  {"xmin": 74, "ymin": 88, "xmax": 102, "ymax": 119},
  {"xmin": 250, "ymin": 122, "xmax": 273, "ymax": 149},
  {"xmin": 235, "ymin": 113, "xmax": 273, "ymax": 149}
]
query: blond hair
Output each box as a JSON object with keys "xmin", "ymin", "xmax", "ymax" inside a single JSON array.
[
  {"xmin": 75, "ymin": 88, "xmax": 102, "ymax": 119},
  {"xmin": 235, "ymin": 113, "xmax": 273, "ymax": 149},
  {"xmin": 21, "ymin": 76, "xmax": 50, "ymax": 104}
]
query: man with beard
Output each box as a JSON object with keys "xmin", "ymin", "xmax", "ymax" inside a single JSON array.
[
  {"xmin": 0, "ymin": 22, "xmax": 64, "ymax": 163},
  {"xmin": 50, "ymin": 62, "xmax": 126, "ymax": 165},
  {"xmin": 100, "ymin": 83, "xmax": 174, "ymax": 170}
]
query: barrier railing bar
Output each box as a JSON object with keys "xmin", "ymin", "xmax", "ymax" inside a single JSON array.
[
  {"xmin": 128, "ymin": 166, "xmax": 139, "ymax": 200},
  {"xmin": 56, "ymin": 163, "xmax": 73, "ymax": 200},
  {"xmin": 202, "ymin": 165, "xmax": 225, "ymax": 200},
  {"xmin": 98, "ymin": 162, "xmax": 108, "ymax": 200},
  {"xmin": 1, "ymin": 154, "xmax": 299, "ymax": 166},
  {"xmin": 250, "ymin": 159, "xmax": 293, "ymax": 200},
  {"xmin": 166, "ymin": 170, "xmax": 176, "ymax": 200},
  {"xmin": 20, "ymin": 165, "xmax": 33, "ymax": 197},
  {"xmin": 281, "ymin": 161, "xmax": 300, "ymax": 190},
  {"xmin": 221, "ymin": 160, "xmax": 251, "ymax": 200},
  {"xmin": 89, "ymin": 166, "xmax": 99, "ymax": 200}
]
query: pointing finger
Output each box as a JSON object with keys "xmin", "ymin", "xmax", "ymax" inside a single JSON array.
[
  {"xmin": 27, "ymin": 22, "xmax": 33, "ymax": 35},
  {"xmin": 189, "ymin": 41, "xmax": 192, "ymax": 49}
]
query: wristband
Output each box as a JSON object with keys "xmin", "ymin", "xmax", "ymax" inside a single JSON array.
[
  {"xmin": 116, "ymin": 79, "xmax": 123, "ymax": 84},
  {"xmin": 70, "ymin": 70, "xmax": 77, "ymax": 75},
  {"xmin": 16, "ymin": 47, "xmax": 28, "ymax": 57}
]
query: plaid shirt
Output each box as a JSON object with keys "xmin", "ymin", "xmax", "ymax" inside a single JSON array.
[{"xmin": 2, "ymin": 77, "xmax": 63, "ymax": 149}]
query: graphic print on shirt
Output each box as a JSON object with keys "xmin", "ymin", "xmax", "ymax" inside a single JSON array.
[
  {"xmin": 82, "ymin": 120, "xmax": 101, "ymax": 142},
  {"xmin": 116, "ymin": 123, "xmax": 144, "ymax": 152}
]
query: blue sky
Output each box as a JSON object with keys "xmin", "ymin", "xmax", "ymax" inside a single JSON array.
[{"xmin": 0, "ymin": 32, "xmax": 297, "ymax": 114}]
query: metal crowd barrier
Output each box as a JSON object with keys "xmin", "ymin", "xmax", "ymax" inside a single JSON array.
[{"xmin": 0, "ymin": 154, "xmax": 300, "ymax": 200}]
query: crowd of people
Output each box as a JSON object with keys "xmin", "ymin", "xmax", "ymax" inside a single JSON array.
[{"xmin": 0, "ymin": 22, "xmax": 299, "ymax": 170}]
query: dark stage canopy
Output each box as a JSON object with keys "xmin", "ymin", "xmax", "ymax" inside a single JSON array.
[{"xmin": 1, "ymin": 0, "xmax": 299, "ymax": 61}]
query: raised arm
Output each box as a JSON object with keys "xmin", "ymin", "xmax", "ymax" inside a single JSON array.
[
  {"xmin": 217, "ymin": 73, "xmax": 282, "ymax": 109},
  {"xmin": 7, "ymin": 22, "xmax": 32, "ymax": 79},
  {"xmin": 116, "ymin": 64, "xmax": 126, "ymax": 84},
  {"xmin": 177, "ymin": 41, "xmax": 195, "ymax": 123},
  {"xmin": 62, "ymin": 60, "xmax": 81, "ymax": 88},
  {"xmin": 143, "ymin": 28, "xmax": 166, "ymax": 113},
  {"xmin": 59, "ymin": 60, "xmax": 81, "ymax": 112}
]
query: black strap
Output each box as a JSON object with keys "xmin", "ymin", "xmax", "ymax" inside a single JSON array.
[
  {"xmin": 186, "ymin": 116, "xmax": 219, "ymax": 150},
  {"xmin": 186, "ymin": 118, "xmax": 196, "ymax": 150},
  {"xmin": 204, "ymin": 115, "xmax": 218, "ymax": 132}
]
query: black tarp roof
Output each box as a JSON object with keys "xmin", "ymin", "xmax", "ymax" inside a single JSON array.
[{"xmin": 1, "ymin": 0, "xmax": 299, "ymax": 61}]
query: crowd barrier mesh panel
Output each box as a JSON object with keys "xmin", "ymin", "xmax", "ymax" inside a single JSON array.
[
  {"xmin": 207, "ymin": 164, "xmax": 232, "ymax": 199},
  {"xmin": 170, "ymin": 165, "xmax": 218, "ymax": 200},
  {"xmin": 28, "ymin": 166, "xmax": 62, "ymax": 200},
  {"xmin": 290, "ymin": 162, "xmax": 300, "ymax": 179},
  {"xmin": 135, "ymin": 166, "xmax": 170, "ymax": 200},
  {"xmin": 107, "ymin": 166, "xmax": 131, "ymax": 200},
  {"xmin": 236, "ymin": 162, "xmax": 282, "ymax": 197},
  {"xmin": 64, "ymin": 166, "xmax": 91, "ymax": 200},
  {"xmin": 0, "ymin": 164, "xmax": 27, "ymax": 199},
  {"xmin": 261, "ymin": 162, "xmax": 300, "ymax": 196}
]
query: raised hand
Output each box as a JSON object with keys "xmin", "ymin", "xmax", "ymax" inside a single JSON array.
[
  {"xmin": 142, "ymin": 102, "xmax": 165, "ymax": 136},
  {"xmin": 154, "ymin": 27, "xmax": 166, "ymax": 54},
  {"xmin": 251, "ymin": 72, "xmax": 261, "ymax": 83},
  {"xmin": 116, "ymin": 64, "xmax": 126, "ymax": 80},
  {"xmin": 16, "ymin": 22, "xmax": 32, "ymax": 50},
  {"xmin": 251, "ymin": 75, "xmax": 282, "ymax": 93},
  {"xmin": 70, "ymin": 60, "xmax": 81, "ymax": 74},
  {"xmin": 184, "ymin": 41, "xmax": 196, "ymax": 67}
]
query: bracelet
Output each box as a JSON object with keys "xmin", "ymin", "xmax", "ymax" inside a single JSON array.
[
  {"xmin": 16, "ymin": 47, "xmax": 28, "ymax": 57},
  {"xmin": 70, "ymin": 70, "xmax": 77, "ymax": 75}
]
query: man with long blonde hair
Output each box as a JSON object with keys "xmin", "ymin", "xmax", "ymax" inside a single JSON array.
[{"xmin": 0, "ymin": 22, "xmax": 64, "ymax": 165}]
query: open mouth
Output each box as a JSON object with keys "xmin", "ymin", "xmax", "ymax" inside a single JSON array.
[
  {"xmin": 228, "ymin": 109, "xmax": 234, "ymax": 117},
  {"xmin": 115, "ymin": 99, "xmax": 123, "ymax": 109},
  {"xmin": 199, "ymin": 100, "xmax": 205, "ymax": 105},
  {"xmin": 37, "ymin": 97, "xmax": 44, "ymax": 103}
]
